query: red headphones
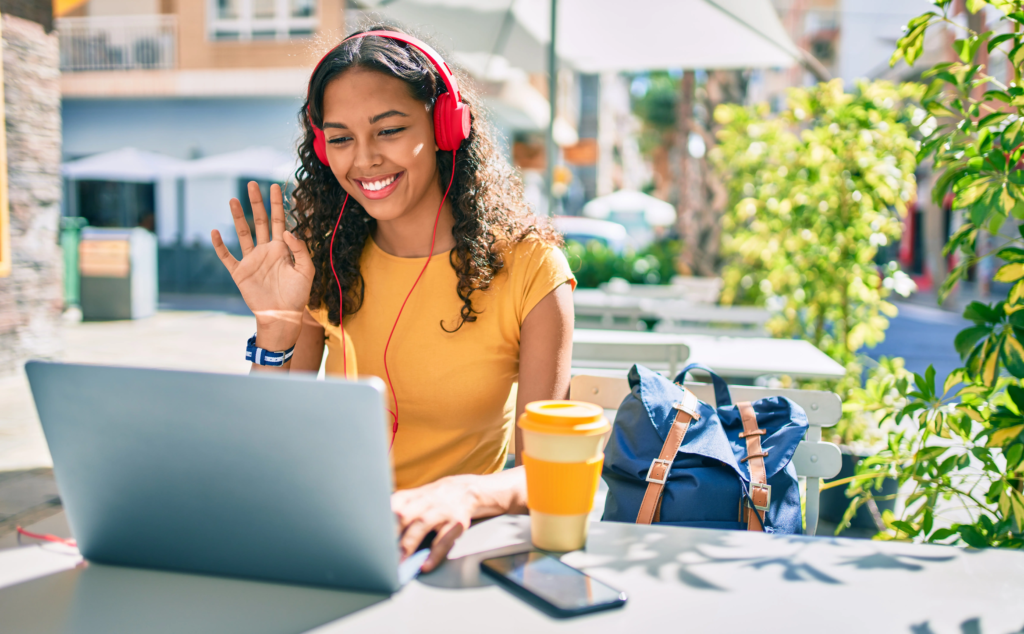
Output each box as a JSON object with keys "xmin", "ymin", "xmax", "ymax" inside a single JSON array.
[
  {"xmin": 308, "ymin": 30, "xmax": 467, "ymax": 451},
  {"xmin": 308, "ymin": 29, "xmax": 472, "ymax": 163}
]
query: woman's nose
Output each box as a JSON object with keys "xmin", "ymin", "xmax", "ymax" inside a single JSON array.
[{"xmin": 352, "ymin": 138, "xmax": 383, "ymax": 171}]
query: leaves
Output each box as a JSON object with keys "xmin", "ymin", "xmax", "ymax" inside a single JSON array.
[
  {"xmin": 1004, "ymin": 119, "xmax": 1024, "ymax": 152},
  {"xmin": 838, "ymin": 2, "xmax": 1024, "ymax": 552},
  {"xmin": 988, "ymin": 424, "xmax": 1024, "ymax": 447},
  {"xmin": 1001, "ymin": 333, "xmax": 1024, "ymax": 378},
  {"xmin": 954, "ymin": 36, "xmax": 984, "ymax": 63},
  {"xmin": 988, "ymin": 32, "xmax": 1016, "ymax": 53},
  {"xmin": 955, "ymin": 325, "xmax": 992, "ymax": 358},
  {"xmin": 964, "ymin": 301, "xmax": 1001, "ymax": 324},
  {"xmin": 995, "ymin": 263, "xmax": 1024, "ymax": 283}
]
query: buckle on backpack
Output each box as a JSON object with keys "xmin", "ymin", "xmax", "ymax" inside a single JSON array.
[
  {"xmin": 748, "ymin": 482, "xmax": 772, "ymax": 512},
  {"xmin": 646, "ymin": 458, "xmax": 672, "ymax": 485},
  {"xmin": 672, "ymin": 390, "xmax": 700, "ymax": 419}
]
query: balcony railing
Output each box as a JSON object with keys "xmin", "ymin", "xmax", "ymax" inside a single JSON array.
[{"xmin": 57, "ymin": 15, "xmax": 177, "ymax": 72}]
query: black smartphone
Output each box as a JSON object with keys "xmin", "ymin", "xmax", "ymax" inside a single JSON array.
[{"xmin": 480, "ymin": 550, "xmax": 627, "ymax": 618}]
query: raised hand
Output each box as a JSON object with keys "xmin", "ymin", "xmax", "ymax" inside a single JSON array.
[{"xmin": 211, "ymin": 182, "xmax": 314, "ymax": 350}]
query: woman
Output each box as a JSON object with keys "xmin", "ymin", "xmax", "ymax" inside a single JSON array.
[{"xmin": 210, "ymin": 27, "xmax": 575, "ymax": 572}]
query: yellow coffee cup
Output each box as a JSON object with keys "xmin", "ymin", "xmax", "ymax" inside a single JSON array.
[{"xmin": 519, "ymin": 400, "xmax": 611, "ymax": 551}]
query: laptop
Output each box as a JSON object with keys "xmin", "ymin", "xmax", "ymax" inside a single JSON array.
[{"xmin": 25, "ymin": 360, "xmax": 427, "ymax": 593}]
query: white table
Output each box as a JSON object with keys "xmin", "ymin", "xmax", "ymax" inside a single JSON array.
[
  {"xmin": 573, "ymin": 289, "xmax": 647, "ymax": 330},
  {"xmin": 572, "ymin": 329, "xmax": 846, "ymax": 380},
  {"xmin": 2, "ymin": 513, "xmax": 1022, "ymax": 633},
  {"xmin": 574, "ymin": 289, "xmax": 772, "ymax": 336}
]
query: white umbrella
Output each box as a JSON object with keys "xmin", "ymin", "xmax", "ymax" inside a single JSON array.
[
  {"xmin": 179, "ymin": 147, "xmax": 297, "ymax": 182},
  {"xmin": 583, "ymin": 190, "xmax": 675, "ymax": 227},
  {"xmin": 356, "ymin": 0, "xmax": 800, "ymax": 72},
  {"xmin": 62, "ymin": 148, "xmax": 187, "ymax": 182}
]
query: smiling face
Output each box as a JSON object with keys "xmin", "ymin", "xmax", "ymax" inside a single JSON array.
[{"xmin": 321, "ymin": 67, "xmax": 440, "ymax": 224}]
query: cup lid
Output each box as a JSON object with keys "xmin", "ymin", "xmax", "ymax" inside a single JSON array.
[{"xmin": 518, "ymin": 400, "xmax": 610, "ymax": 436}]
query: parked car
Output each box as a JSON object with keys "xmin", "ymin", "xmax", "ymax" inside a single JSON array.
[{"xmin": 553, "ymin": 216, "xmax": 630, "ymax": 254}]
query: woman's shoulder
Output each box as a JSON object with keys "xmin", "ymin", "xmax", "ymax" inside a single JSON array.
[
  {"xmin": 499, "ymin": 233, "xmax": 576, "ymax": 309},
  {"xmin": 502, "ymin": 233, "xmax": 566, "ymax": 265}
]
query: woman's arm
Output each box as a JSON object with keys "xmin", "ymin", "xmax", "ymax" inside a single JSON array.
[
  {"xmin": 211, "ymin": 181, "xmax": 318, "ymax": 373},
  {"xmin": 249, "ymin": 309, "xmax": 326, "ymax": 375},
  {"xmin": 392, "ymin": 282, "xmax": 574, "ymax": 572},
  {"xmin": 514, "ymin": 281, "xmax": 575, "ymax": 465}
]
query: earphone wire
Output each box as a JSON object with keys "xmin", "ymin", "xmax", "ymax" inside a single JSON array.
[
  {"xmin": 329, "ymin": 193, "xmax": 350, "ymax": 378},
  {"xmin": 331, "ymin": 152, "xmax": 457, "ymax": 451}
]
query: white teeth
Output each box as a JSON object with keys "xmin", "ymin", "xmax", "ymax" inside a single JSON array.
[{"xmin": 362, "ymin": 174, "xmax": 396, "ymax": 191}]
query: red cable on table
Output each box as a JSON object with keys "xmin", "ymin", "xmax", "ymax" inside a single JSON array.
[{"xmin": 16, "ymin": 526, "xmax": 77, "ymax": 548}]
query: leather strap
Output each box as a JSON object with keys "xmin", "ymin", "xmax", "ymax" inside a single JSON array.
[
  {"xmin": 636, "ymin": 390, "xmax": 700, "ymax": 525},
  {"xmin": 738, "ymin": 402, "xmax": 769, "ymax": 532}
]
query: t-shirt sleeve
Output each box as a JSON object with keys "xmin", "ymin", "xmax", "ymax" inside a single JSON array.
[{"xmin": 514, "ymin": 239, "xmax": 577, "ymax": 324}]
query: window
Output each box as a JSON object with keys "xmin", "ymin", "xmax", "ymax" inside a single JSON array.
[{"xmin": 209, "ymin": 0, "xmax": 317, "ymax": 41}]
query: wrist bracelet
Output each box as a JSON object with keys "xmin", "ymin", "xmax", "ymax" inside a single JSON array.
[{"xmin": 246, "ymin": 334, "xmax": 295, "ymax": 366}]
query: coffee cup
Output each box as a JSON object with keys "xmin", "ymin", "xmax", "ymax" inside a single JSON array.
[{"xmin": 518, "ymin": 401, "xmax": 611, "ymax": 551}]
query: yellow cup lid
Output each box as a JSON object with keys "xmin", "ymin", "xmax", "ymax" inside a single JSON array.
[{"xmin": 518, "ymin": 400, "xmax": 610, "ymax": 436}]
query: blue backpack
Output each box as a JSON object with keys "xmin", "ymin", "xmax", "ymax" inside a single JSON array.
[{"xmin": 602, "ymin": 363, "xmax": 808, "ymax": 533}]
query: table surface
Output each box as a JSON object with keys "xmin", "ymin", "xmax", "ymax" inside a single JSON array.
[
  {"xmin": 573, "ymin": 329, "xmax": 846, "ymax": 379},
  {"xmin": 2, "ymin": 512, "xmax": 1022, "ymax": 634}
]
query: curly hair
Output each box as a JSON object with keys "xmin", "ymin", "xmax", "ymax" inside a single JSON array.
[{"xmin": 291, "ymin": 25, "xmax": 562, "ymax": 332}]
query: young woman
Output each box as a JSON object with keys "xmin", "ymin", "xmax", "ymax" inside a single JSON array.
[{"xmin": 210, "ymin": 27, "xmax": 575, "ymax": 572}]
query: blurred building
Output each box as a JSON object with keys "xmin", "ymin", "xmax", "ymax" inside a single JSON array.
[
  {"xmin": 59, "ymin": 0, "xmax": 340, "ymax": 161},
  {"xmin": 748, "ymin": 0, "xmax": 964, "ymax": 296},
  {"xmin": 57, "ymin": 0, "xmax": 345, "ymax": 292},
  {"xmin": 749, "ymin": 0, "xmax": 935, "ymax": 107},
  {"xmin": 0, "ymin": 5, "xmax": 63, "ymax": 375}
]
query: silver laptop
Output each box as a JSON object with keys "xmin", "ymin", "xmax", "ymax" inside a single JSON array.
[{"xmin": 25, "ymin": 361, "xmax": 425, "ymax": 593}]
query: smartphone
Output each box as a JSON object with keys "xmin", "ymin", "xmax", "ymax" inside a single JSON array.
[{"xmin": 480, "ymin": 550, "xmax": 627, "ymax": 617}]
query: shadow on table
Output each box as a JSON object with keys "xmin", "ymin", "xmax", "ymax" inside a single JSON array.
[
  {"xmin": 577, "ymin": 523, "xmax": 961, "ymax": 592},
  {"xmin": 911, "ymin": 617, "xmax": 1024, "ymax": 634},
  {"xmin": 0, "ymin": 562, "xmax": 385, "ymax": 634},
  {"xmin": 419, "ymin": 518, "xmax": 966, "ymax": 596}
]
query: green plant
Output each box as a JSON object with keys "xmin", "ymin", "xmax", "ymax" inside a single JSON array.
[
  {"xmin": 844, "ymin": 0, "xmax": 1024, "ymax": 548},
  {"xmin": 712, "ymin": 80, "xmax": 920, "ymax": 369},
  {"xmin": 710, "ymin": 81, "xmax": 920, "ymax": 447},
  {"xmin": 563, "ymin": 239, "xmax": 681, "ymax": 288}
]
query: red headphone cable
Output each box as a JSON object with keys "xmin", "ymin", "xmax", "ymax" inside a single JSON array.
[
  {"xmin": 16, "ymin": 526, "xmax": 77, "ymax": 548},
  {"xmin": 331, "ymin": 152, "xmax": 457, "ymax": 450}
]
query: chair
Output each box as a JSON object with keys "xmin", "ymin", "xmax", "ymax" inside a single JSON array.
[
  {"xmin": 569, "ymin": 374, "xmax": 843, "ymax": 536},
  {"xmin": 572, "ymin": 330, "xmax": 690, "ymax": 377}
]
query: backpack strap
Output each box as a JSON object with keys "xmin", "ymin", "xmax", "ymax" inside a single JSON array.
[
  {"xmin": 738, "ymin": 402, "xmax": 770, "ymax": 532},
  {"xmin": 636, "ymin": 389, "xmax": 700, "ymax": 525}
]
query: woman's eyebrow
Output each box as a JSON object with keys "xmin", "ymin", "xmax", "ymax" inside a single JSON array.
[
  {"xmin": 369, "ymin": 110, "xmax": 408, "ymax": 124},
  {"xmin": 322, "ymin": 110, "xmax": 409, "ymax": 129}
]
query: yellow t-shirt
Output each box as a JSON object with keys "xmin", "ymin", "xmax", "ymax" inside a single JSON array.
[{"xmin": 309, "ymin": 236, "xmax": 576, "ymax": 490}]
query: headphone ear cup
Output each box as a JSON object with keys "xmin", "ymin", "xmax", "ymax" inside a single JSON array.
[
  {"xmin": 432, "ymin": 92, "xmax": 454, "ymax": 151},
  {"xmin": 312, "ymin": 125, "xmax": 330, "ymax": 166},
  {"xmin": 433, "ymin": 93, "xmax": 471, "ymax": 151}
]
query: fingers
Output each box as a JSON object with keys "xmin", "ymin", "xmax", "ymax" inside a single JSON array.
[
  {"xmin": 210, "ymin": 230, "xmax": 238, "ymax": 273},
  {"xmin": 421, "ymin": 522, "xmax": 464, "ymax": 574},
  {"xmin": 248, "ymin": 181, "xmax": 271, "ymax": 246},
  {"xmin": 228, "ymin": 197, "xmax": 254, "ymax": 255},
  {"xmin": 398, "ymin": 519, "xmax": 432, "ymax": 561},
  {"xmin": 283, "ymin": 231, "xmax": 314, "ymax": 278},
  {"xmin": 269, "ymin": 183, "xmax": 286, "ymax": 242}
]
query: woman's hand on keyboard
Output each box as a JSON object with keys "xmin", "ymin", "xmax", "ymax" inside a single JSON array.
[{"xmin": 392, "ymin": 475, "xmax": 477, "ymax": 574}]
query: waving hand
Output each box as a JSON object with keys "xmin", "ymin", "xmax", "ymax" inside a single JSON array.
[{"xmin": 211, "ymin": 182, "xmax": 314, "ymax": 350}]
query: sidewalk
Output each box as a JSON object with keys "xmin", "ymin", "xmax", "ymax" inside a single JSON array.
[{"xmin": 0, "ymin": 305, "xmax": 256, "ymax": 535}]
